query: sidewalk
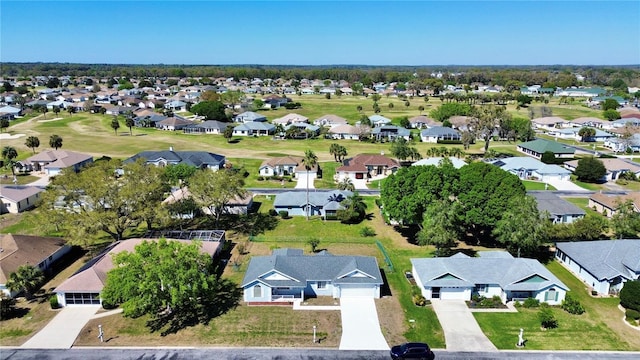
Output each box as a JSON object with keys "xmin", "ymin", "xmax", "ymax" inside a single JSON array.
[{"xmin": 21, "ymin": 306, "xmax": 100, "ymax": 349}]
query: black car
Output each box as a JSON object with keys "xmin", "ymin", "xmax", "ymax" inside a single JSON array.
[{"xmin": 390, "ymin": 342, "xmax": 435, "ymax": 360}]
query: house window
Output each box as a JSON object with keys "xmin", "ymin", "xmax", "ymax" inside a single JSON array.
[
  {"xmin": 545, "ymin": 288, "xmax": 558, "ymax": 301},
  {"xmin": 317, "ymin": 281, "xmax": 327, "ymax": 289},
  {"xmin": 253, "ymin": 285, "xmax": 262, "ymax": 298},
  {"xmin": 475, "ymin": 284, "xmax": 488, "ymax": 293}
]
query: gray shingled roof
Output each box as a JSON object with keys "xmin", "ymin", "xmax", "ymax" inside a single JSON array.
[
  {"xmin": 411, "ymin": 252, "xmax": 568, "ymax": 291},
  {"xmin": 420, "ymin": 126, "xmax": 461, "ymax": 137},
  {"xmin": 555, "ymin": 240, "xmax": 640, "ymax": 280},
  {"xmin": 123, "ymin": 150, "xmax": 225, "ymax": 168},
  {"xmin": 242, "ymin": 249, "xmax": 383, "ymax": 288},
  {"xmin": 529, "ymin": 192, "xmax": 586, "ymax": 217},
  {"xmin": 273, "ymin": 190, "xmax": 352, "ymax": 208}
]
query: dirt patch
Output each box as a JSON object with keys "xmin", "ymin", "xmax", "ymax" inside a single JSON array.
[{"xmin": 376, "ymin": 295, "xmax": 408, "ymax": 346}]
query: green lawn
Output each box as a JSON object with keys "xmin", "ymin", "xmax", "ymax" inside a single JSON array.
[
  {"xmin": 523, "ymin": 180, "xmax": 555, "ymax": 191},
  {"xmin": 475, "ymin": 261, "xmax": 640, "ymax": 350},
  {"xmin": 564, "ymin": 197, "xmax": 599, "ymax": 216}
]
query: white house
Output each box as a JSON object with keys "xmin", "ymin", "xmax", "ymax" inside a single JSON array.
[
  {"xmin": 412, "ymin": 251, "xmax": 568, "ymax": 305},
  {"xmin": 0, "ymin": 186, "xmax": 43, "ymax": 214}
]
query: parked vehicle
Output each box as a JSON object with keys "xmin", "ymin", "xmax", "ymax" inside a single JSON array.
[{"xmin": 390, "ymin": 342, "xmax": 435, "ymax": 360}]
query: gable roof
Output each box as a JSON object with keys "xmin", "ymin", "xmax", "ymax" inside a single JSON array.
[
  {"xmin": 556, "ymin": 240, "xmax": 640, "ymax": 280},
  {"xmin": 234, "ymin": 121, "xmax": 275, "ymax": 131},
  {"xmin": 565, "ymin": 158, "xmax": 640, "ymax": 173},
  {"xmin": 532, "ymin": 116, "xmax": 568, "ymax": 126},
  {"xmin": 273, "ymin": 190, "xmax": 352, "ymax": 208},
  {"xmin": 589, "ymin": 192, "xmax": 640, "ymax": 211},
  {"xmin": 191, "ymin": 120, "xmax": 229, "ymax": 130},
  {"xmin": 411, "ymin": 251, "xmax": 568, "ymax": 291},
  {"xmin": 260, "ymin": 156, "xmax": 302, "ymax": 169},
  {"xmin": 517, "ymin": 139, "xmax": 575, "ymax": 155},
  {"xmin": 337, "ymin": 154, "xmax": 400, "ymax": 172},
  {"xmin": 529, "ymin": 191, "xmax": 586, "ymax": 217},
  {"xmin": 235, "ymin": 111, "xmax": 267, "ymax": 122},
  {"xmin": 491, "ymin": 157, "xmax": 570, "ymax": 175},
  {"xmin": 412, "ymin": 157, "xmax": 467, "ymax": 169},
  {"xmin": 27, "ymin": 150, "xmax": 93, "ymax": 168},
  {"xmin": 314, "ymin": 114, "xmax": 347, "ymax": 126},
  {"xmin": 409, "ymin": 115, "xmax": 441, "ymax": 127},
  {"xmin": 123, "ymin": 150, "xmax": 225, "ymax": 168},
  {"xmin": 273, "ymin": 113, "xmax": 308, "ymax": 125},
  {"xmin": 1, "ymin": 234, "xmax": 67, "ymax": 284},
  {"xmin": 328, "ymin": 124, "xmax": 360, "ymax": 135},
  {"xmin": 420, "ymin": 126, "xmax": 461, "ymax": 137},
  {"xmin": 0, "ymin": 186, "xmax": 43, "ymax": 203},
  {"xmin": 242, "ymin": 249, "xmax": 383, "ymax": 288}
]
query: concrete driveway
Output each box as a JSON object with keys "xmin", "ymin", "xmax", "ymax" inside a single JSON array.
[
  {"xmin": 295, "ymin": 172, "xmax": 315, "ymax": 189},
  {"xmin": 339, "ymin": 297, "xmax": 389, "ymax": 350},
  {"xmin": 545, "ymin": 179, "xmax": 589, "ymax": 192},
  {"xmin": 21, "ymin": 306, "xmax": 100, "ymax": 349},
  {"xmin": 431, "ymin": 300, "xmax": 497, "ymax": 352}
]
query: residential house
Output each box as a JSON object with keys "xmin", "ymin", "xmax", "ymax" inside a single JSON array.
[
  {"xmin": 124, "ymin": 149, "xmax": 225, "ymax": 170},
  {"xmin": 604, "ymin": 133, "xmax": 640, "ymax": 153},
  {"xmin": 54, "ymin": 233, "xmax": 224, "ymax": 306},
  {"xmin": 273, "ymin": 190, "xmax": 351, "ymax": 219},
  {"xmin": 371, "ymin": 125, "xmax": 411, "ymax": 142},
  {"xmin": 547, "ymin": 127, "xmax": 613, "ymax": 142},
  {"xmin": 420, "ymin": 126, "xmax": 461, "ymax": 143},
  {"xmin": 162, "ymin": 188, "xmax": 253, "ymax": 216},
  {"xmin": 273, "ymin": 113, "xmax": 309, "ymax": 125},
  {"xmin": 234, "ymin": 111, "xmax": 267, "ymax": 123},
  {"xmin": 183, "ymin": 120, "xmax": 229, "ymax": 135},
  {"xmin": 327, "ymin": 124, "xmax": 363, "ymax": 140},
  {"xmin": 555, "ymin": 240, "xmax": 640, "ymax": 295},
  {"xmin": 411, "ymin": 251, "xmax": 568, "ymax": 305},
  {"xmin": 0, "ymin": 105, "xmax": 22, "ymax": 117},
  {"xmin": 284, "ymin": 122, "xmax": 320, "ymax": 138},
  {"xmin": 517, "ymin": 138, "xmax": 575, "ymax": 159},
  {"xmin": 532, "ymin": 117, "xmax": 568, "ymax": 130},
  {"xmin": 368, "ymin": 115, "xmax": 391, "ymax": 127},
  {"xmin": 313, "ymin": 114, "xmax": 347, "ymax": 128},
  {"xmin": 26, "ymin": 150, "xmax": 94, "ymax": 176},
  {"xmin": 489, "ymin": 157, "xmax": 571, "ymax": 182},
  {"xmin": 1, "ymin": 234, "xmax": 72, "ymax": 297},
  {"xmin": 409, "ymin": 115, "xmax": 441, "ymax": 129},
  {"xmin": 529, "ymin": 191, "xmax": 585, "ymax": 224},
  {"xmin": 242, "ymin": 248, "xmax": 383, "ymax": 303},
  {"xmin": 588, "ymin": 192, "xmax": 640, "ymax": 218},
  {"xmin": 164, "ymin": 100, "xmax": 187, "ymax": 111},
  {"xmin": 0, "ymin": 186, "xmax": 43, "ymax": 214},
  {"xmin": 570, "ymin": 117, "xmax": 608, "ymax": 129},
  {"xmin": 555, "ymin": 87, "xmax": 605, "ymax": 98},
  {"xmin": 564, "ymin": 158, "xmax": 640, "ymax": 181},
  {"xmin": 447, "ymin": 116, "xmax": 472, "ymax": 131},
  {"xmin": 336, "ymin": 154, "xmax": 399, "ymax": 182},
  {"xmin": 232, "ymin": 119, "xmax": 276, "ymax": 136},
  {"xmin": 156, "ymin": 117, "xmax": 194, "ymax": 131},
  {"xmin": 259, "ymin": 156, "xmax": 304, "ymax": 177},
  {"xmin": 412, "ymin": 157, "xmax": 467, "ymax": 169},
  {"xmin": 133, "ymin": 113, "xmax": 167, "ymax": 128}
]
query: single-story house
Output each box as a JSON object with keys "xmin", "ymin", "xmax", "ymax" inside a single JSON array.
[
  {"xmin": 232, "ymin": 121, "xmax": 275, "ymax": 136},
  {"xmin": 604, "ymin": 133, "xmax": 640, "ymax": 153},
  {"xmin": 123, "ymin": 149, "xmax": 225, "ymax": 170},
  {"xmin": 564, "ymin": 158, "xmax": 640, "ymax": 182},
  {"xmin": 234, "ymin": 111, "xmax": 267, "ymax": 123},
  {"xmin": 0, "ymin": 186, "xmax": 44, "ymax": 214},
  {"xmin": 273, "ymin": 190, "xmax": 352, "ymax": 219},
  {"xmin": 164, "ymin": 100, "xmax": 187, "ymax": 111},
  {"xmin": 412, "ymin": 157, "xmax": 467, "ymax": 169},
  {"xmin": 588, "ymin": 192, "xmax": 640, "ymax": 218},
  {"xmin": 532, "ymin": 116, "xmax": 569, "ymax": 130},
  {"xmin": 162, "ymin": 188, "xmax": 254, "ymax": 216},
  {"xmin": 517, "ymin": 138, "xmax": 575, "ymax": 159},
  {"xmin": 26, "ymin": 150, "xmax": 94, "ymax": 176},
  {"xmin": 273, "ymin": 113, "xmax": 309, "ymax": 125},
  {"xmin": 547, "ymin": 127, "xmax": 614, "ymax": 142},
  {"xmin": 412, "ymin": 251, "xmax": 568, "ymax": 305},
  {"xmin": 284, "ymin": 122, "xmax": 320, "ymax": 138},
  {"xmin": 156, "ymin": 117, "xmax": 194, "ymax": 131},
  {"xmin": 1, "ymin": 234, "xmax": 71, "ymax": 297},
  {"xmin": 368, "ymin": 115, "xmax": 391, "ymax": 127},
  {"xmin": 529, "ymin": 191, "xmax": 585, "ymax": 224},
  {"xmin": 371, "ymin": 125, "xmax": 411, "ymax": 141},
  {"xmin": 0, "ymin": 105, "xmax": 23, "ymax": 117},
  {"xmin": 327, "ymin": 124, "xmax": 362, "ymax": 140},
  {"xmin": 420, "ymin": 126, "xmax": 461, "ymax": 143},
  {"xmin": 259, "ymin": 156, "xmax": 305, "ymax": 177},
  {"xmin": 242, "ymin": 248, "xmax": 383, "ymax": 303},
  {"xmin": 489, "ymin": 156, "xmax": 571, "ymax": 182},
  {"xmin": 54, "ymin": 234, "xmax": 224, "ymax": 306},
  {"xmin": 555, "ymin": 240, "xmax": 640, "ymax": 295},
  {"xmin": 570, "ymin": 117, "xmax": 608, "ymax": 129},
  {"xmin": 409, "ymin": 115, "xmax": 441, "ymax": 129},
  {"xmin": 183, "ymin": 120, "xmax": 229, "ymax": 135},
  {"xmin": 313, "ymin": 114, "xmax": 347, "ymax": 128},
  {"xmin": 336, "ymin": 154, "xmax": 400, "ymax": 182}
]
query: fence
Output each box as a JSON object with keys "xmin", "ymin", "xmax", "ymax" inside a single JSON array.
[{"xmin": 376, "ymin": 240, "xmax": 394, "ymax": 273}]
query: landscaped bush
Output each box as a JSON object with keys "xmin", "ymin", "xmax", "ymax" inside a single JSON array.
[
  {"xmin": 538, "ymin": 305, "xmax": 558, "ymax": 329},
  {"xmin": 268, "ymin": 208, "xmax": 278, "ymax": 216},
  {"xmin": 49, "ymin": 295, "xmax": 60, "ymax": 309},
  {"xmin": 561, "ymin": 293, "xmax": 585, "ymax": 315},
  {"xmin": 625, "ymin": 308, "xmax": 640, "ymax": 321},
  {"xmin": 523, "ymin": 297, "xmax": 540, "ymax": 308},
  {"xmin": 468, "ymin": 295, "xmax": 505, "ymax": 308},
  {"xmin": 591, "ymin": 290, "xmax": 599, "ymax": 296},
  {"xmin": 278, "ymin": 210, "xmax": 289, "ymax": 219},
  {"xmin": 359, "ymin": 226, "xmax": 376, "ymax": 237},
  {"xmin": 257, "ymin": 176, "xmax": 264, "ymax": 181},
  {"xmin": 620, "ymin": 280, "xmax": 640, "ymax": 312},
  {"xmin": 413, "ymin": 294, "xmax": 428, "ymax": 307}
]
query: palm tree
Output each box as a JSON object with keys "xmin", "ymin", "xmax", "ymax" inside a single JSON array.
[
  {"xmin": 111, "ymin": 117, "xmax": 120, "ymax": 135},
  {"xmin": 125, "ymin": 116, "xmax": 135, "ymax": 136},
  {"xmin": 329, "ymin": 143, "xmax": 340, "ymax": 162},
  {"xmin": 49, "ymin": 134, "xmax": 63, "ymax": 150},
  {"xmin": 2, "ymin": 146, "xmax": 18, "ymax": 176},
  {"xmin": 223, "ymin": 125, "xmax": 234, "ymax": 143},
  {"xmin": 337, "ymin": 177, "xmax": 355, "ymax": 191},
  {"xmin": 6, "ymin": 265, "xmax": 44, "ymax": 300},
  {"xmin": 24, "ymin": 136, "xmax": 40, "ymax": 154},
  {"xmin": 301, "ymin": 149, "xmax": 318, "ymax": 220}
]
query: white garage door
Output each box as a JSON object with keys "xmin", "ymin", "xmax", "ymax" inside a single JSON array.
[
  {"xmin": 339, "ymin": 285, "xmax": 376, "ymax": 298},
  {"xmin": 440, "ymin": 288, "xmax": 467, "ymax": 300}
]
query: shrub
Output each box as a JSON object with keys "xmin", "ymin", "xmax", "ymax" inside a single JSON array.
[
  {"xmin": 539, "ymin": 306, "xmax": 558, "ymax": 329},
  {"xmin": 278, "ymin": 210, "xmax": 289, "ymax": 219},
  {"xmin": 478, "ymin": 296, "xmax": 503, "ymax": 308},
  {"xmin": 620, "ymin": 280, "xmax": 640, "ymax": 311},
  {"xmin": 561, "ymin": 293, "xmax": 585, "ymax": 315},
  {"xmin": 268, "ymin": 208, "xmax": 278, "ymax": 216},
  {"xmin": 49, "ymin": 295, "xmax": 60, "ymax": 309},
  {"xmin": 360, "ymin": 226, "xmax": 376, "ymax": 237},
  {"xmin": 523, "ymin": 297, "xmax": 540, "ymax": 308},
  {"xmin": 0, "ymin": 294, "xmax": 16, "ymax": 320},
  {"xmin": 257, "ymin": 176, "xmax": 264, "ymax": 181},
  {"xmin": 413, "ymin": 294, "xmax": 427, "ymax": 307},
  {"xmin": 625, "ymin": 308, "xmax": 640, "ymax": 321},
  {"xmin": 591, "ymin": 290, "xmax": 598, "ymax": 296}
]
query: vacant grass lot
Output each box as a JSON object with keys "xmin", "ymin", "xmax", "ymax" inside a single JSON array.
[{"xmin": 474, "ymin": 261, "xmax": 640, "ymax": 350}]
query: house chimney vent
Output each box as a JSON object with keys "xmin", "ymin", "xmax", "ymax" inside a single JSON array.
[{"xmin": 169, "ymin": 146, "xmax": 174, "ymax": 152}]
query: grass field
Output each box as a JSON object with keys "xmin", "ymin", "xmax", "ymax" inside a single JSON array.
[{"xmin": 522, "ymin": 180, "xmax": 556, "ymax": 191}]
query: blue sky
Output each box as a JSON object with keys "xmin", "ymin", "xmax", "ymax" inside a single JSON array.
[{"xmin": 1, "ymin": 1, "xmax": 639, "ymax": 65}]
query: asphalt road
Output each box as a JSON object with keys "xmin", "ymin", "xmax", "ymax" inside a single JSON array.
[{"xmin": 2, "ymin": 348, "xmax": 640, "ymax": 360}]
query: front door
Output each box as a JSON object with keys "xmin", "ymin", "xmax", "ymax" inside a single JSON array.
[{"xmin": 432, "ymin": 287, "xmax": 440, "ymax": 299}]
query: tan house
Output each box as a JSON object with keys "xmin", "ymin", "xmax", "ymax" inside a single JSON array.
[
  {"xmin": 0, "ymin": 186, "xmax": 43, "ymax": 214},
  {"xmin": 258, "ymin": 156, "xmax": 313, "ymax": 178},
  {"xmin": 26, "ymin": 150, "xmax": 94, "ymax": 176},
  {"xmin": 565, "ymin": 158, "xmax": 640, "ymax": 182},
  {"xmin": 1, "ymin": 234, "xmax": 71, "ymax": 297},
  {"xmin": 588, "ymin": 192, "xmax": 640, "ymax": 218},
  {"xmin": 335, "ymin": 153, "xmax": 400, "ymax": 182}
]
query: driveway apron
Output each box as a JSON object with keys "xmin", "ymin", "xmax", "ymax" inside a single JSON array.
[
  {"xmin": 431, "ymin": 300, "xmax": 497, "ymax": 352},
  {"xmin": 21, "ymin": 306, "xmax": 100, "ymax": 349},
  {"xmin": 295, "ymin": 173, "xmax": 315, "ymax": 189},
  {"xmin": 339, "ymin": 297, "xmax": 389, "ymax": 350}
]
